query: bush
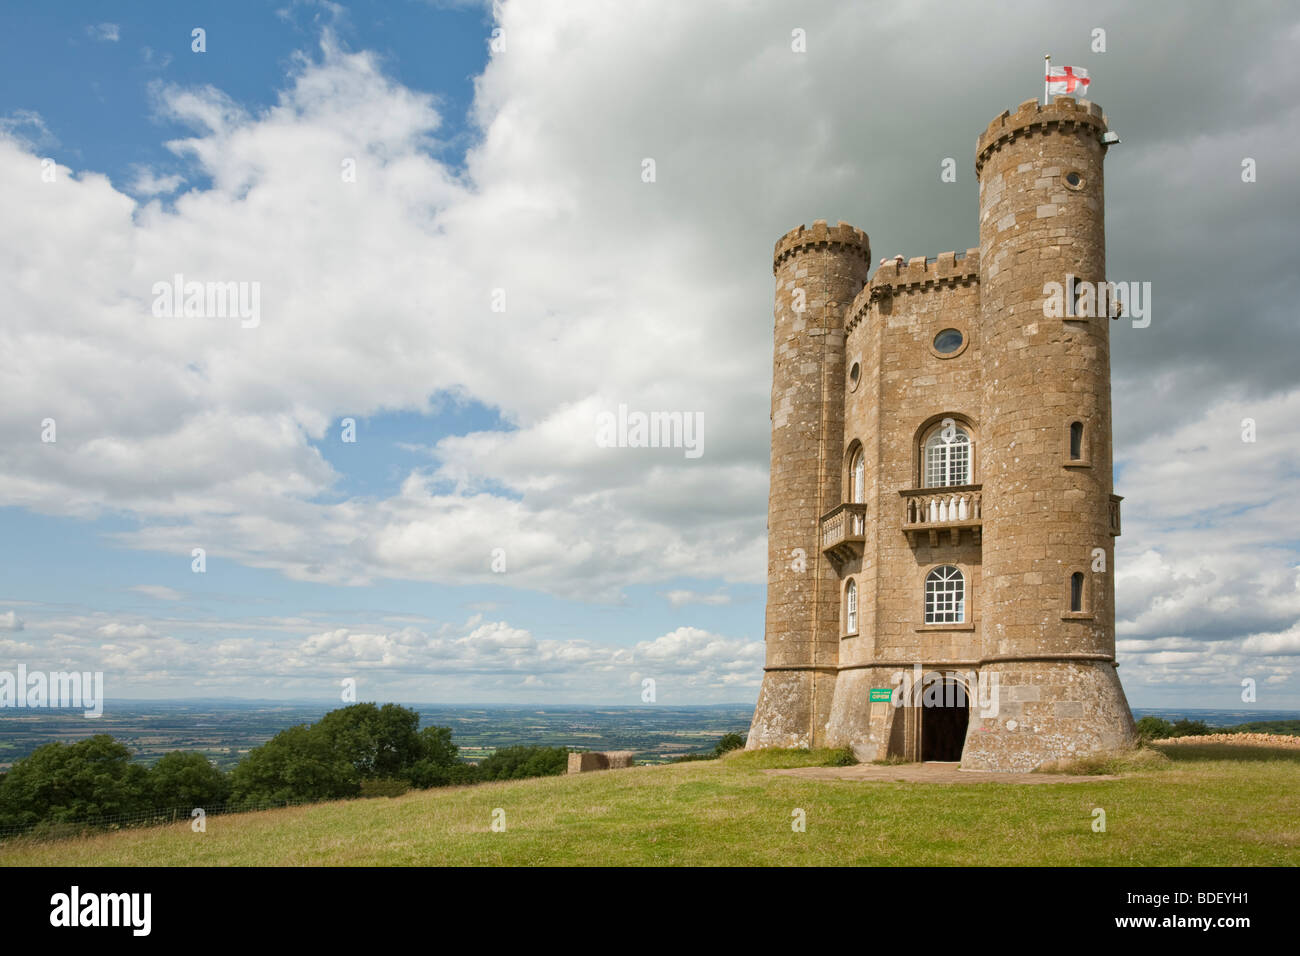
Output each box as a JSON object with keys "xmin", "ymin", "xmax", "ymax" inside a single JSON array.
[
  {"xmin": 0, "ymin": 735, "xmax": 150, "ymax": 828},
  {"xmin": 671, "ymin": 753, "xmax": 715, "ymax": 763},
  {"xmin": 475, "ymin": 746, "xmax": 569, "ymax": 781},
  {"xmin": 1135, "ymin": 716, "xmax": 1174, "ymax": 742},
  {"xmin": 823, "ymin": 747, "xmax": 858, "ymax": 767},
  {"xmin": 228, "ymin": 706, "xmax": 465, "ymax": 803},
  {"xmin": 229, "ymin": 723, "xmax": 359, "ymax": 805},
  {"xmin": 713, "ymin": 732, "xmax": 746, "ymax": 756},
  {"xmin": 1169, "ymin": 718, "xmax": 1212, "ymax": 738},
  {"xmin": 359, "ymin": 778, "xmax": 410, "ymax": 798},
  {"xmin": 148, "ymin": 751, "xmax": 230, "ymax": 809}
]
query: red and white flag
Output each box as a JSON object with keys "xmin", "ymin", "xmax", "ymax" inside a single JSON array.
[{"xmin": 1045, "ymin": 65, "xmax": 1090, "ymax": 97}]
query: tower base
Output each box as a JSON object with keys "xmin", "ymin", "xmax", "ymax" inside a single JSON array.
[
  {"xmin": 960, "ymin": 660, "xmax": 1136, "ymax": 772},
  {"xmin": 747, "ymin": 668, "xmax": 835, "ymax": 749}
]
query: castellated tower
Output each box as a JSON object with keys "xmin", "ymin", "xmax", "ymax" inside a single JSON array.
[
  {"xmin": 749, "ymin": 98, "xmax": 1137, "ymax": 770},
  {"xmin": 747, "ymin": 221, "xmax": 871, "ymax": 749},
  {"xmin": 960, "ymin": 98, "xmax": 1135, "ymax": 769}
]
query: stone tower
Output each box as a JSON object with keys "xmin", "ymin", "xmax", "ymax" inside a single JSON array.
[
  {"xmin": 748, "ymin": 221, "xmax": 871, "ymax": 749},
  {"xmin": 748, "ymin": 98, "xmax": 1137, "ymax": 770}
]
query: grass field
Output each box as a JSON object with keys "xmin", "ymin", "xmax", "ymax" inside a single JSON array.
[{"xmin": 2, "ymin": 741, "xmax": 1297, "ymax": 866}]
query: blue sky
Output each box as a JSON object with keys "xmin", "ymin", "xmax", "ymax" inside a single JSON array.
[{"xmin": 1, "ymin": 1, "xmax": 1299, "ymax": 710}]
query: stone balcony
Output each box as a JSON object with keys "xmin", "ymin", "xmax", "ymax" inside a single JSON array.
[
  {"xmin": 900, "ymin": 484, "xmax": 983, "ymax": 546},
  {"xmin": 819, "ymin": 503, "xmax": 867, "ymax": 568}
]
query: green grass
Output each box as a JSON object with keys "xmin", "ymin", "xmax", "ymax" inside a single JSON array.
[{"xmin": 2, "ymin": 743, "xmax": 1297, "ymax": 866}]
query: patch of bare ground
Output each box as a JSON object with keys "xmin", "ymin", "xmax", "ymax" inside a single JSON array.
[{"xmin": 764, "ymin": 762, "xmax": 1118, "ymax": 784}]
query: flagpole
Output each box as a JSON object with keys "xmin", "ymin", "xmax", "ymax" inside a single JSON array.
[{"xmin": 1044, "ymin": 53, "xmax": 1051, "ymax": 105}]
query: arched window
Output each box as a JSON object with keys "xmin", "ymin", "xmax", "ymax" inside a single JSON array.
[
  {"xmin": 845, "ymin": 579, "xmax": 858, "ymax": 634},
  {"xmin": 1070, "ymin": 572, "xmax": 1085, "ymax": 612},
  {"xmin": 1069, "ymin": 422, "xmax": 1084, "ymax": 461},
  {"xmin": 924, "ymin": 425, "xmax": 971, "ymax": 487},
  {"xmin": 924, "ymin": 566, "xmax": 965, "ymax": 624},
  {"xmin": 851, "ymin": 449, "xmax": 865, "ymax": 504}
]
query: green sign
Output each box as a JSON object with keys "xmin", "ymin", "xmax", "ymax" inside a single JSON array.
[{"xmin": 870, "ymin": 688, "xmax": 893, "ymax": 702}]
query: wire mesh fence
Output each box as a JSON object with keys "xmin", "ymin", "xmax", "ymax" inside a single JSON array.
[{"xmin": 0, "ymin": 797, "xmax": 324, "ymax": 842}]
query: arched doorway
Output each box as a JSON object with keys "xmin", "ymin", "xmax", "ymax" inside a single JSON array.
[{"xmin": 920, "ymin": 676, "xmax": 970, "ymax": 762}]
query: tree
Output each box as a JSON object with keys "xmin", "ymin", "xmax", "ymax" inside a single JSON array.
[
  {"xmin": 406, "ymin": 725, "xmax": 461, "ymax": 789},
  {"xmin": 228, "ymin": 706, "xmax": 463, "ymax": 803},
  {"xmin": 228, "ymin": 724, "xmax": 358, "ymax": 805},
  {"xmin": 314, "ymin": 703, "xmax": 424, "ymax": 779},
  {"xmin": 1135, "ymin": 716, "xmax": 1173, "ymax": 741},
  {"xmin": 0, "ymin": 735, "xmax": 149, "ymax": 828},
  {"xmin": 714, "ymin": 732, "xmax": 746, "ymax": 756},
  {"xmin": 148, "ymin": 751, "xmax": 230, "ymax": 809},
  {"xmin": 1169, "ymin": 718, "xmax": 1211, "ymax": 738},
  {"xmin": 475, "ymin": 746, "xmax": 568, "ymax": 781}
]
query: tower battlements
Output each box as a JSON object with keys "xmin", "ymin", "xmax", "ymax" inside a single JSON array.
[
  {"xmin": 976, "ymin": 96, "xmax": 1108, "ymax": 177},
  {"xmin": 844, "ymin": 250, "xmax": 980, "ymax": 331},
  {"xmin": 773, "ymin": 219, "xmax": 871, "ymax": 273}
]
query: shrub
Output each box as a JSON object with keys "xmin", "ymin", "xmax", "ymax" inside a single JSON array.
[
  {"xmin": 1169, "ymin": 718, "xmax": 1212, "ymax": 738},
  {"xmin": 823, "ymin": 747, "xmax": 858, "ymax": 767},
  {"xmin": 1135, "ymin": 716, "xmax": 1174, "ymax": 742},
  {"xmin": 359, "ymin": 778, "xmax": 410, "ymax": 798},
  {"xmin": 475, "ymin": 746, "xmax": 569, "ymax": 781},
  {"xmin": 0, "ymin": 736, "xmax": 150, "ymax": 829},
  {"xmin": 671, "ymin": 753, "xmax": 715, "ymax": 763},
  {"xmin": 713, "ymin": 733, "xmax": 746, "ymax": 757},
  {"xmin": 148, "ymin": 751, "xmax": 230, "ymax": 809}
]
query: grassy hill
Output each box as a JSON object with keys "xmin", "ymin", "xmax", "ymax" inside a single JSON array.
[{"xmin": 2, "ymin": 742, "xmax": 1298, "ymax": 866}]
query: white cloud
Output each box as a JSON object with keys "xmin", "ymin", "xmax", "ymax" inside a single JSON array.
[
  {"xmin": 129, "ymin": 585, "xmax": 184, "ymax": 601},
  {"xmin": 127, "ymin": 167, "xmax": 185, "ymax": 196},
  {"xmin": 662, "ymin": 589, "xmax": 732, "ymax": 608},
  {"xmin": 0, "ymin": 605, "xmax": 760, "ymax": 701},
  {"xmin": 87, "ymin": 23, "xmax": 120, "ymax": 43},
  {"xmin": 0, "ymin": 610, "xmax": 24, "ymax": 631}
]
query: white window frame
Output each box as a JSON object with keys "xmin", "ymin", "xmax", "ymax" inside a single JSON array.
[
  {"xmin": 924, "ymin": 565, "xmax": 965, "ymax": 624},
  {"xmin": 845, "ymin": 579, "xmax": 858, "ymax": 634},
  {"xmin": 852, "ymin": 450, "xmax": 865, "ymax": 504},
  {"xmin": 924, "ymin": 426, "xmax": 971, "ymax": 488}
]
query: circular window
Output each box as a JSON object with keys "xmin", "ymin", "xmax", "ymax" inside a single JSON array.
[
  {"xmin": 1064, "ymin": 171, "xmax": 1085, "ymax": 190},
  {"xmin": 848, "ymin": 361, "xmax": 861, "ymax": 391},
  {"xmin": 933, "ymin": 329, "xmax": 963, "ymax": 354}
]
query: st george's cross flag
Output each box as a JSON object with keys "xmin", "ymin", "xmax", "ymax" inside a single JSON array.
[{"xmin": 1045, "ymin": 65, "xmax": 1090, "ymax": 97}]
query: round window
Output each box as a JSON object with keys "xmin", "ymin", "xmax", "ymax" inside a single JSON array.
[
  {"xmin": 933, "ymin": 329, "xmax": 963, "ymax": 354},
  {"xmin": 848, "ymin": 361, "xmax": 861, "ymax": 390},
  {"xmin": 1064, "ymin": 171, "xmax": 1084, "ymax": 190}
]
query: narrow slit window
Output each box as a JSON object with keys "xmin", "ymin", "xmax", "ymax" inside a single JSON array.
[
  {"xmin": 846, "ymin": 579, "xmax": 858, "ymax": 633},
  {"xmin": 1070, "ymin": 572, "xmax": 1085, "ymax": 612},
  {"xmin": 1070, "ymin": 422, "xmax": 1084, "ymax": 460}
]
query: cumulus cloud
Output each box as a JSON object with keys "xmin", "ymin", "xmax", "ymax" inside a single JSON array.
[{"xmin": 0, "ymin": 607, "xmax": 760, "ymax": 701}]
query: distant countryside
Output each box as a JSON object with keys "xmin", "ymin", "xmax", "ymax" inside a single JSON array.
[{"xmin": 0, "ymin": 701, "xmax": 758, "ymax": 772}]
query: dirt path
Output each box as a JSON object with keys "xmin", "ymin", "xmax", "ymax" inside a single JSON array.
[{"xmin": 766, "ymin": 762, "xmax": 1117, "ymax": 784}]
